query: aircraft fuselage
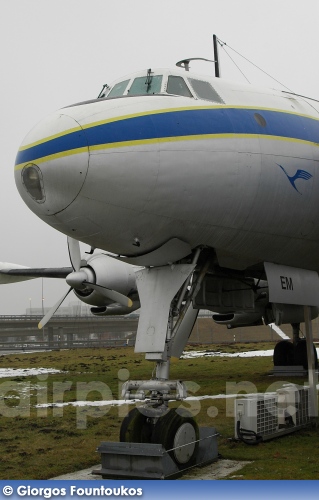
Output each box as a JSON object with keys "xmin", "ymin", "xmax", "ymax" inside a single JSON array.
[{"xmin": 14, "ymin": 68, "xmax": 319, "ymax": 272}]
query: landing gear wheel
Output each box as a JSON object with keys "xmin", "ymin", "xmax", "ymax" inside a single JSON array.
[
  {"xmin": 120, "ymin": 408, "xmax": 153, "ymax": 443},
  {"xmin": 273, "ymin": 340, "xmax": 294, "ymax": 366},
  {"xmin": 151, "ymin": 409, "xmax": 199, "ymax": 469},
  {"xmin": 294, "ymin": 339, "xmax": 318, "ymax": 369}
]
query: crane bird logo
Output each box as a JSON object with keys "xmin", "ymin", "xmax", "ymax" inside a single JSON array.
[{"xmin": 277, "ymin": 163, "xmax": 313, "ymax": 194}]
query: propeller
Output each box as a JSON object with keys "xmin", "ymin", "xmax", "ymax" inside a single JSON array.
[
  {"xmin": 38, "ymin": 288, "xmax": 72, "ymax": 330},
  {"xmin": 38, "ymin": 237, "xmax": 132, "ymax": 329},
  {"xmin": 68, "ymin": 236, "xmax": 81, "ymax": 272}
]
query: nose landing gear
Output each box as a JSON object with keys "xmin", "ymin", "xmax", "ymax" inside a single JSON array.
[{"xmin": 95, "ymin": 250, "xmax": 219, "ymax": 478}]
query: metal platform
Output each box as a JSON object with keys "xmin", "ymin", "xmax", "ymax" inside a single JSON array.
[
  {"xmin": 93, "ymin": 427, "xmax": 218, "ymax": 480},
  {"xmin": 272, "ymin": 365, "xmax": 308, "ymax": 377},
  {"xmin": 272, "ymin": 365, "xmax": 319, "ymax": 377}
]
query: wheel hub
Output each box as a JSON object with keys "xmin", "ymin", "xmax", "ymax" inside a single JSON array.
[{"xmin": 173, "ymin": 422, "xmax": 197, "ymax": 464}]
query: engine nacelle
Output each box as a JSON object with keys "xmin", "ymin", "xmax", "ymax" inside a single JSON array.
[
  {"xmin": 73, "ymin": 253, "xmax": 137, "ymax": 307},
  {"xmin": 194, "ymin": 275, "xmax": 258, "ymax": 312},
  {"xmin": 212, "ymin": 312, "xmax": 264, "ymax": 329},
  {"xmin": 91, "ymin": 302, "xmax": 140, "ymax": 316},
  {"xmin": 212, "ymin": 300, "xmax": 319, "ymax": 329},
  {"xmin": 195, "ymin": 275, "xmax": 269, "ymax": 328}
]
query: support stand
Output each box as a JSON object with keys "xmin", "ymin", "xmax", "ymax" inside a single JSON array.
[
  {"xmin": 93, "ymin": 427, "xmax": 218, "ymax": 480},
  {"xmin": 304, "ymin": 305, "xmax": 318, "ymax": 418}
]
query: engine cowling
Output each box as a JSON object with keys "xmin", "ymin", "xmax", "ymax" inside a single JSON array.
[
  {"xmin": 91, "ymin": 303, "xmax": 140, "ymax": 316},
  {"xmin": 195, "ymin": 275, "xmax": 269, "ymax": 328},
  {"xmin": 212, "ymin": 312, "xmax": 264, "ymax": 329},
  {"xmin": 211, "ymin": 296, "xmax": 319, "ymax": 328},
  {"xmin": 73, "ymin": 253, "xmax": 138, "ymax": 307}
]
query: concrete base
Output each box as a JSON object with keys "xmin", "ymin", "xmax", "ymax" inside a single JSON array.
[
  {"xmin": 93, "ymin": 427, "xmax": 218, "ymax": 480},
  {"xmin": 272, "ymin": 365, "xmax": 317, "ymax": 377}
]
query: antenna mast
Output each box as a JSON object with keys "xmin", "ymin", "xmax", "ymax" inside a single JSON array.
[
  {"xmin": 213, "ymin": 34, "xmax": 220, "ymax": 78},
  {"xmin": 176, "ymin": 35, "xmax": 221, "ymax": 77}
]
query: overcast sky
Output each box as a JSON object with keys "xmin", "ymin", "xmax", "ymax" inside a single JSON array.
[{"xmin": 1, "ymin": 0, "xmax": 319, "ymax": 315}]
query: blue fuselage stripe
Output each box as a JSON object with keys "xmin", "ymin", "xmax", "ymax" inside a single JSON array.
[
  {"xmin": 15, "ymin": 107, "xmax": 319, "ymax": 166},
  {"xmin": 16, "ymin": 130, "xmax": 88, "ymax": 165}
]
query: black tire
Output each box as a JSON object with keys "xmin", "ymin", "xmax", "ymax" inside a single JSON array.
[
  {"xmin": 151, "ymin": 408, "xmax": 199, "ymax": 469},
  {"xmin": 293, "ymin": 339, "xmax": 318, "ymax": 370},
  {"xmin": 120, "ymin": 408, "xmax": 152, "ymax": 443},
  {"xmin": 273, "ymin": 340, "xmax": 294, "ymax": 366}
]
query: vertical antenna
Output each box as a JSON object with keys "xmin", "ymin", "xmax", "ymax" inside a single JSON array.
[{"xmin": 213, "ymin": 34, "xmax": 220, "ymax": 78}]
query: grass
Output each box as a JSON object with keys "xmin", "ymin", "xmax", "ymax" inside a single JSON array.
[{"xmin": 0, "ymin": 344, "xmax": 318, "ymax": 480}]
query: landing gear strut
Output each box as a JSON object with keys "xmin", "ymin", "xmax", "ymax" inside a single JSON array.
[{"xmin": 95, "ymin": 249, "xmax": 220, "ymax": 478}]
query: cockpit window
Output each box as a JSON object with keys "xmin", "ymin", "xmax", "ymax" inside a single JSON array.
[
  {"xmin": 188, "ymin": 78, "xmax": 224, "ymax": 103},
  {"xmin": 128, "ymin": 75, "xmax": 163, "ymax": 95},
  {"xmin": 167, "ymin": 76, "xmax": 193, "ymax": 97},
  {"xmin": 106, "ymin": 79, "xmax": 130, "ymax": 98}
]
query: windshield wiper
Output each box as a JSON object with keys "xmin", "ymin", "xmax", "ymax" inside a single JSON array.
[
  {"xmin": 145, "ymin": 69, "xmax": 153, "ymax": 92},
  {"xmin": 97, "ymin": 83, "xmax": 110, "ymax": 99}
]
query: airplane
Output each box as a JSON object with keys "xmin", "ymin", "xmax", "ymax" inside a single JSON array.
[{"xmin": 1, "ymin": 41, "xmax": 319, "ymax": 466}]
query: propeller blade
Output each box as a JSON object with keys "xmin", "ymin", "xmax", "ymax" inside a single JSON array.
[
  {"xmin": 67, "ymin": 237, "xmax": 81, "ymax": 272},
  {"xmin": 84, "ymin": 282, "xmax": 133, "ymax": 308},
  {"xmin": 38, "ymin": 288, "xmax": 72, "ymax": 329}
]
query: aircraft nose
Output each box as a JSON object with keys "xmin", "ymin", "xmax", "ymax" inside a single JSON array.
[{"xmin": 14, "ymin": 112, "xmax": 89, "ymax": 216}]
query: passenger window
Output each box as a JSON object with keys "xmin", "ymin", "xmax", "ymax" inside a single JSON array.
[
  {"xmin": 167, "ymin": 76, "xmax": 193, "ymax": 97},
  {"xmin": 128, "ymin": 75, "xmax": 163, "ymax": 95},
  {"xmin": 106, "ymin": 80, "xmax": 130, "ymax": 98},
  {"xmin": 188, "ymin": 78, "xmax": 224, "ymax": 103}
]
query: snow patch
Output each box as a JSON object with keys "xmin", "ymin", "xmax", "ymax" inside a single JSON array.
[
  {"xmin": 0, "ymin": 368, "xmax": 62, "ymax": 379},
  {"xmin": 182, "ymin": 349, "xmax": 274, "ymax": 359}
]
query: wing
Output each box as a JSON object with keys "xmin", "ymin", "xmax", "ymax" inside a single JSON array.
[{"xmin": 0, "ymin": 262, "xmax": 72, "ymax": 284}]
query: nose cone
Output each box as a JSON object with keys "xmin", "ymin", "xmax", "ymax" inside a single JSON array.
[{"xmin": 15, "ymin": 112, "xmax": 89, "ymax": 216}]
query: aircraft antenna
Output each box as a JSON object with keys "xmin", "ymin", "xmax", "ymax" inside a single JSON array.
[
  {"xmin": 213, "ymin": 34, "xmax": 220, "ymax": 78},
  {"xmin": 175, "ymin": 35, "xmax": 220, "ymax": 77},
  {"xmin": 216, "ymin": 36, "xmax": 293, "ymax": 92}
]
